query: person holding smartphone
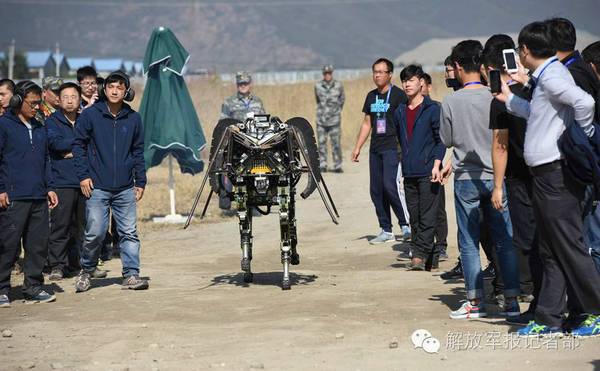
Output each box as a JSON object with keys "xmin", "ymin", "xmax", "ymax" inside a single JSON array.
[{"xmin": 484, "ymin": 34, "xmax": 542, "ymax": 325}]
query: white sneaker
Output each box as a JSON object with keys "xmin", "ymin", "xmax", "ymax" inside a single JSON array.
[
  {"xmin": 369, "ymin": 230, "xmax": 395, "ymax": 245},
  {"xmin": 0, "ymin": 294, "xmax": 10, "ymax": 308},
  {"xmin": 449, "ymin": 301, "xmax": 487, "ymax": 319}
]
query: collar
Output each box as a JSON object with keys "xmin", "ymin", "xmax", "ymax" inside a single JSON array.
[
  {"xmin": 532, "ymin": 56, "xmax": 559, "ymax": 79},
  {"xmin": 559, "ymin": 50, "xmax": 580, "ymax": 65},
  {"xmin": 237, "ymin": 92, "xmax": 253, "ymax": 100},
  {"xmin": 3, "ymin": 111, "xmax": 40, "ymax": 128}
]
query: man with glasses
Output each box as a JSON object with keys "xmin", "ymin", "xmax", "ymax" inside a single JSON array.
[
  {"xmin": 0, "ymin": 81, "xmax": 59, "ymax": 307},
  {"xmin": 219, "ymin": 71, "xmax": 266, "ymax": 216},
  {"xmin": 352, "ymin": 58, "xmax": 411, "ymax": 244},
  {"xmin": 77, "ymin": 66, "xmax": 99, "ymax": 110},
  {"xmin": 315, "ymin": 64, "xmax": 345, "ymax": 173}
]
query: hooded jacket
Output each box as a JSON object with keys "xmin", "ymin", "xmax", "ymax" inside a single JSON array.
[
  {"xmin": 73, "ymin": 101, "xmax": 146, "ymax": 192},
  {"xmin": 393, "ymin": 95, "xmax": 445, "ymax": 178},
  {"xmin": 0, "ymin": 111, "xmax": 53, "ymax": 200}
]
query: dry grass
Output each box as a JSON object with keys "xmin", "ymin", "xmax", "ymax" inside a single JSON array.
[{"xmin": 135, "ymin": 73, "xmax": 449, "ymax": 234}]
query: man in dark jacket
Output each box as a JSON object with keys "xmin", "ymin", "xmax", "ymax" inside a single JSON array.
[
  {"xmin": 46, "ymin": 82, "xmax": 88, "ymax": 281},
  {"xmin": 0, "ymin": 81, "xmax": 59, "ymax": 307},
  {"xmin": 73, "ymin": 71, "xmax": 148, "ymax": 292},
  {"xmin": 393, "ymin": 65, "xmax": 445, "ymax": 271}
]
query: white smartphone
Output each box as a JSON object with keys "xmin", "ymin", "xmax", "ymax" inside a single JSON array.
[{"xmin": 502, "ymin": 49, "xmax": 518, "ymax": 74}]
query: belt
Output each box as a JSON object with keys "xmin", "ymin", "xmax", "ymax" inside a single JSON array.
[{"xmin": 529, "ymin": 160, "xmax": 562, "ymax": 176}]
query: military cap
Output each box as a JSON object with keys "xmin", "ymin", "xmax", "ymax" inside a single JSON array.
[
  {"xmin": 236, "ymin": 71, "xmax": 252, "ymax": 85},
  {"xmin": 42, "ymin": 76, "xmax": 64, "ymax": 91},
  {"xmin": 322, "ymin": 64, "xmax": 334, "ymax": 73}
]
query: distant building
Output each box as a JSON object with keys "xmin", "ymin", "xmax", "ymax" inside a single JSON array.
[
  {"xmin": 94, "ymin": 58, "xmax": 125, "ymax": 76},
  {"xmin": 68, "ymin": 57, "xmax": 95, "ymax": 75},
  {"xmin": 52, "ymin": 52, "xmax": 70, "ymax": 77},
  {"xmin": 25, "ymin": 51, "xmax": 53, "ymax": 79}
]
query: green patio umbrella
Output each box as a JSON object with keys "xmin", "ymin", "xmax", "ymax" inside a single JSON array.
[{"xmin": 139, "ymin": 26, "xmax": 206, "ymax": 222}]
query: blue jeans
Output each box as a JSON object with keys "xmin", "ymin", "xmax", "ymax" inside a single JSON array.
[
  {"xmin": 80, "ymin": 188, "xmax": 141, "ymax": 277},
  {"xmin": 583, "ymin": 200, "xmax": 600, "ymax": 275},
  {"xmin": 454, "ymin": 179, "xmax": 520, "ymax": 300}
]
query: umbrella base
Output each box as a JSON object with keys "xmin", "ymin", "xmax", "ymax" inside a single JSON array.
[{"xmin": 152, "ymin": 214, "xmax": 188, "ymax": 224}]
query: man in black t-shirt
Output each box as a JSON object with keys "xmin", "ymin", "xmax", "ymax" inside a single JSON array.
[
  {"xmin": 485, "ymin": 34, "xmax": 542, "ymax": 325},
  {"xmin": 352, "ymin": 58, "xmax": 410, "ymax": 244}
]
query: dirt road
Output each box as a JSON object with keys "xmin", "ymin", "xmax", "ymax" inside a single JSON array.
[{"xmin": 1, "ymin": 157, "xmax": 598, "ymax": 371}]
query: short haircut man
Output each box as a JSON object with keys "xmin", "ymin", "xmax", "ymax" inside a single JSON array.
[
  {"xmin": 352, "ymin": 57, "xmax": 411, "ymax": 244},
  {"xmin": 420, "ymin": 72, "xmax": 433, "ymax": 96},
  {"xmin": 441, "ymin": 39, "xmax": 520, "ymax": 320},
  {"xmin": 501, "ymin": 21, "xmax": 600, "ymax": 336},
  {"xmin": 73, "ymin": 71, "xmax": 148, "ymax": 292},
  {"xmin": 45, "ymin": 82, "xmax": 86, "ymax": 281},
  {"xmin": 483, "ymin": 33, "xmax": 541, "ymax": 323},
  {"xmin": 0, "ymin": 81, "xmax": 58, "ymax": 307},
  {"xmin": 547, "ymin": 17, "xmax": 600, "ymax": 122},
  {"xmin": 394, "ymin": 64, "xmax": 445, "ymax": 271},
  {"xmin": 77, "ymin": 65, "xmax": 99, "ymax": 109},
  {"xmin": 0, "ymin": 79, "xmax": 15, "ymax": 116}
]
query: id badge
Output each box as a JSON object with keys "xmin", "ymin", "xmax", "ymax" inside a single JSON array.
[{"xmin": 376, "ymin": 118, "xmax": 386, "ymax": 134}]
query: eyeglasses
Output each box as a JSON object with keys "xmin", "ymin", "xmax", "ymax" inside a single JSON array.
[
  {"xmin": 80, "ymin": 81, "xmax": 98, "ymax": 87},
  {"xmin": 24, "ymin": 100, "xmax": 41, "ymax": 109},
  {"xmin": 373, "ymin": 70, "xmax": 390, "ymax": 75}
]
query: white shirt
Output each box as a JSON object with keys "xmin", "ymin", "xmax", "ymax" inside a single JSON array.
[{"xmin": 506, "ymin": 56, "xmax": 596, "ymax": 167}]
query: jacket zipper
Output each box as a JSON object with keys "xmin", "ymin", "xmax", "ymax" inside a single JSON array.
[{"xmin": 113, "ymin": 119, "xmax": 117, "ymax": 188}]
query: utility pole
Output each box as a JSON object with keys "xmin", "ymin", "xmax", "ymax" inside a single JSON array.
[
  {"xmin": 55, "ymin": 42, "xmax": 60, "ymax": 76},
  {"xmin": 8, "ymin": 39, "xmax": 15, "ymax": 80}
]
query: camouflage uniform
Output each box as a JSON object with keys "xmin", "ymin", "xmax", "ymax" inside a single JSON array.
[
  {"xmin": 315, "ymin": 65, "xmax": 345, "ymax": 171},
  {"xmin": 220, "ymin": 71, "xmax": 265, "ymax": 122},
  {"xmin": 219, "ymin": 72, "xmax": 266, "ymax": 211},
  {"xmin": 36, "ymin": 76, "xmax": 63, "ymax": 125}
]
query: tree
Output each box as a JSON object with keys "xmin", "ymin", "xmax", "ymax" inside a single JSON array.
[{"xmin": 0, "ymin": 51, "xmax": 28, "ymax": 79}]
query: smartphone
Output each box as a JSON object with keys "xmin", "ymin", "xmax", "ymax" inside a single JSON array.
[
  {"xmin": 489, "ymin": 69, "xmax": 501, "ymax": 94},
  {"xmin": 503, "ymin": 49, "xmax": 518, "ymax": 73}
]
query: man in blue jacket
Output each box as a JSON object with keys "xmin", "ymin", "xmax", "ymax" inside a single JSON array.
[
  {"xmin": 73, "ymin": 71, "xmax": 148, "ymax": 292},
  {"xmin": 46, "ymin": 82, "xmax": 90, "ymax": 281},
  {"xmin": 0, "ymin": 81, "xmax": 59, "ymax": 307},
  {"xmin": 394, "ymin": 65, "xmax": 445, "ymax": 271}
]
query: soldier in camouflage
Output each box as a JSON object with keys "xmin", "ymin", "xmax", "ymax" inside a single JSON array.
[
  {"xmin": 36, "ymin": 76, "xmax": 63, "ymax": 125},
  {"xmin": 220, "ymin": 71, "xmax": 265, "ymax": 122},
  {"xmin": 219, "ymin": 72, "xmax": 266, "ymax": 214},
  {"xmin": 315, "ymin": 64, "xmax": 345, "ymax": 172}
]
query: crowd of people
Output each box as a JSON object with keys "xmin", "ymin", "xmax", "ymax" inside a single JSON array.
[
  {"xmin": 1, "ymin": 16, "xmax": 599, "ymax": 339},
  {"xmin": 347, "ymin": 17, "xmax": 600, "ymax": 338}
]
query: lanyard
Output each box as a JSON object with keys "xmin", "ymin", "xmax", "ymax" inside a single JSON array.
[
  {"xmin": 564, "ymin": 55, "xmax": 579, "ymax": 67},
  {"xmin": 463, "ymin": 81, "xmax": 483, "ymax": 87},
  {"xmin": 239, "ymin": 95, "xmax": 252, "ymax": 110},
  {"xmin": 536, "ymin": 58, "xmax": 558, "ymax": 81},
  {"xmin": 377, "ymin": 84, "xmax": 393, "ymax": 104}
]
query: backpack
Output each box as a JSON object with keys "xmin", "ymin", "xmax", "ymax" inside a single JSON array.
[{"xmin": 559, "ymin": 121, "xmax": 600, "ymax": 199}]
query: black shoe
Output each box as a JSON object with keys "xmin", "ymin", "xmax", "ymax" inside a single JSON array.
[
  {"xmin": 319, "ymin": 167, "xmax": 327, "ymax": 173},
  {"xmin": 396, "ymin": 250, "xmax": 412, "ymax": 261},
  {"xmin": 505, "ymin": 309, "xmax": 535, "ymax": 325},
  {"xmin": 331, "ymin": 168, "xmax": 344, "ymax": 173},
  {"xmin": 440, "ymin": 261, "xmax": 463, "ymax": 280},
  {"xmin": 482, "ymin": 264, "xmax": 496, "ymax": 280}
]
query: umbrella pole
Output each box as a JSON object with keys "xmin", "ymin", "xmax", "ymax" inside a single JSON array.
[
  {"xmin": 168, "ymin": 154, "xmax": 176, "ymax": 216},
  {"xmin": 153, "ymin": 154, "xmax": 188, "ymax": 223}
]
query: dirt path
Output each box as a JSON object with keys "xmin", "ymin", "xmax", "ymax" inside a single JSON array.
[{"xmin": 1, "ymin": 156, "xmax": 598, "ymax": 371}]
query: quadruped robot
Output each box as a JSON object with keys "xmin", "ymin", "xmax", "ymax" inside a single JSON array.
[{"xmin": 185, "ymin": 114, "xmax": 338, "ymax": 290}]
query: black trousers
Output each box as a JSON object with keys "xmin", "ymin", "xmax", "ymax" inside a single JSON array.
[
  {"xmin": 506, "ymin": 176, "xmax": 542, "ymax": 308},
  {"xmin": 404, "ymin": 177, "xmax": 442, "ymax": 260},
  {"xmin": 48, "ymin": 188, "xmax": 85, "ymax": 271},
  {"xmin": 531, "ymin": 163, "xmax": 600, "ymax": 328},
  {"xmin": 435, "ymin": 185, "xmax": 448, "ymax": 252},
  {"xmin": 0, "ymin": 200, "xmax": 49, "ymax": 297}
]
